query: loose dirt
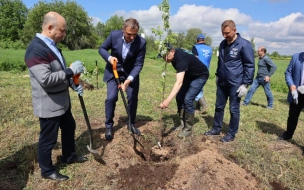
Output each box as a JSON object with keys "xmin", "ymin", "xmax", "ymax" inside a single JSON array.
[
  {"xmin": 1, "ymin": 116, "xmax": 261, "ymax": 190},
  {"xmin": 98, "ymin": 118, "xmax": 260, "ymax": 190}
]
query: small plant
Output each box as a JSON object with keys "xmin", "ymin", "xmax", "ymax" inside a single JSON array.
[
  {"xmin": 151, "ymin": 0, "xmax": 171, "ymax": 101},
  {"xmin": 80, "ymin": 59, "xmax": 91, "ymax": 84}
]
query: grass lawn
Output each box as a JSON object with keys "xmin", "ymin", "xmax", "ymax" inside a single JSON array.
[{"xmin": 0, "ymin": 49, "xmax": 303, "ymax": 189}]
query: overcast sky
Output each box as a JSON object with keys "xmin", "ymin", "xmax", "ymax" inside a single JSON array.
[{"xmin": 23, "ymin": 0, "xmax": 304, "ymax": 55}]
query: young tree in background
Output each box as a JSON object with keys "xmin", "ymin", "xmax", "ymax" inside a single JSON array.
[
  {"xmin": 0, "ymin": 0, "xmax": 27, "ymax": 41},
  {"xmin": 103, "ymin": 15, "xmax": 124, "ymax": 39},
  {"xmin": 21, "ymin": 0, "xmax": 94, "ymax": 50}
]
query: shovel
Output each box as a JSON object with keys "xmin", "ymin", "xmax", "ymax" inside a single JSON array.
[
  {"xmin": 112, "ymin": 60, "xmax": 144, "ymax": 149},
  {"xmin": 72, "ymin": 74, "xmax": 99, "ymax": 154}
]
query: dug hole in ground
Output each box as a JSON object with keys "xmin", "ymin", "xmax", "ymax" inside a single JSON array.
[{"xmin": 88, "ymin": 117, "xmax": 260, "ymax": 190}]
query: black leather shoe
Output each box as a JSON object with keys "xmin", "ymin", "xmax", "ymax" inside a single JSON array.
[
  {"xmin": 129, "ymin": 125, "xmax": 141, "ymax": 135},
  {"xmin": 64, "ymin": 155, "xmax": 88, "ymax": 164},
  {"xmin": 278, "ymin": 135, "xmax": 291, "ymax": 141},
  {"xmin": 220, "ymin": 134, "xmax": 235, "ymax": 142},
  {"xmin": 105, "ymin": 128, "xmax": 113, "ymax": 140},
  {"xmin": 204, "ymin": 128, "xmax": 220, "ymax": 136},
  {"xmin": 42, "ymin": 171, "xmax": 69, "ymax": 181}
]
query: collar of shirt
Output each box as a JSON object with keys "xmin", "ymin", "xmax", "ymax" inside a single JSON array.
[
  {"xmin": 36, "ymin": 33, "xmax": 65, "ymax": 68},
  {"xmin": 121, "ymin": 36, "xmax": 134, "ymax": 61}
]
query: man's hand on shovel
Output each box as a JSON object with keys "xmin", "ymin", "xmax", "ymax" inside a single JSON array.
[
  {"xmin": 109, "ymin": 57, "xmax": 118, "ymax": 65},
  {"xmin": 70, "ymin": 75, "xmax": 84, "ymax": 96},
  {"xmin": 112, "ymin": 59, "xmax": 145, "ymax": 149},
  {"xmin": 122, "ymin": 79, "xmax": 131, "ymax": 91}
]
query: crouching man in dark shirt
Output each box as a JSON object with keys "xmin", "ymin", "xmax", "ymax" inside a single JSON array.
[{"xmin": 159, "ymin": 44, "xmax": 209, "ymax": 138}]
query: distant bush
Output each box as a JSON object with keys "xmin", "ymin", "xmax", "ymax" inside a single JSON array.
[
  {"xmin": 57, "ymin": 43, "xmax": 69, "ymax": 51},
  {"xmin": 269, "ymin": 56, "xmax": 291, "ymax": 61},
  {"xmin": 0, "ymin": 59, "xmax": 27, "ymax": 71},
  {"xmin": 0, "ymin": 40, "xmax": 26, "ymax": 50}
]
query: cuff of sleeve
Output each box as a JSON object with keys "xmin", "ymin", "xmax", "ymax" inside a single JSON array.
[
  {"xmin": 127, "ymin": 76, "xmax": 134, "ymax": 81},
  {"xmin": 107, "ymin": 56, "xmax": 112, "ymax": 62},
  {"xmin": 64, "ymin": 68, "xmax": 74, "ymax": 79}
]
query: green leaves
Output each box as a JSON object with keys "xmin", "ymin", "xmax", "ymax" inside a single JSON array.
[
  {"xmin": 0, "ymin": 0, "xmax": 27, "ymax": 41},
  {"xmin": 158, "ymin": 0, "xmax": 170, "ymax": 31},
  {"xmin": 152, "ymin": 0, "xmax": 172, "ymax": 57},
  {"xmin": 20, "ymin": 0, "xmax": 95, "ymax": 50},
  {"xmin": 103, "ymin": 15, "xmax": 124, "ymax": 38}
]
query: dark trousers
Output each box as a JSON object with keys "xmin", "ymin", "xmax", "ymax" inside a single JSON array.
[
  {"xmin": 105, "ymin": 78, "xmax": 139, "ymax": 128},
  {"xmin": 176, "ymin": 78, "xmax": 207, "ymax": 114},
  {"xmin": 284, "ymin": 94, "xmax": 304, "ymax": 138},
  {"xmin": 38, "ymin": 109, "xmax": 76, "ymax": 175},
  {"xmin": 213, "ymin": 85, "xmax": 241, "ymax": 137}
]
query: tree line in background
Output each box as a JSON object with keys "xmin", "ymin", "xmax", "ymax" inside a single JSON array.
[{"xmin": 0, "ymin": 0, "xmax": 290, "ymax": 59}]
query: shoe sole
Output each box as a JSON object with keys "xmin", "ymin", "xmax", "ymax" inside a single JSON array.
[
  {"xmin": 220, "ymin": 139, "xmax": 234, "ymax": 142},
  {"xmin": 105, "ymin": 136, "xmax": 113, "ymax": 140},
  {"xmin": 42, "ymin": 175, "xmax": 69, "ymax": 181},
  {"xmin": 204, "ymin": 134, "xmax": 221, "ymax": 137},
  {"xmin": 204, "ymin": 133, "xmax": 220, "ymax": 136}
]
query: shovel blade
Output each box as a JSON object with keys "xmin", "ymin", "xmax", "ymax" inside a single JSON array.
[
  {"xmin": 87, "ymin": 145, "xmax": 99, "ymax": 154},
  {"xmin": 130, "ymin": 133, "xmax": 145, "ymax": 149}
]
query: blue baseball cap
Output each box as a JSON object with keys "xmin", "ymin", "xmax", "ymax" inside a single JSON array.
[
  {"xmin": 197, "ymin": 34, "xmax": 205, "ymax": 40},
  {"xmin": 164, "ymin": 43, "xmax": 173, "ymax": 50},
  {"xmin": 157, "ymin": 43, "xmax": 173, "ymax": 58}
]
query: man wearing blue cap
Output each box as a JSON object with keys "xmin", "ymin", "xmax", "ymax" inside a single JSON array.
[
  {"xmin": 192, "ymin": 34, "xmax": 213, "ymax": 113},
  {"xmin": 159, "ymin": 44, "xmax": 209, "ymax": 138}
]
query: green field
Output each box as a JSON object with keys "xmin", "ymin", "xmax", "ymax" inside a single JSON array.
[
  {"xmin": 1, "ymin": 49, "xmax": 303, "ymax": 189},
  {"xmin": 0, "ymin": 48, "xmax": 290, "ymax": 93}
]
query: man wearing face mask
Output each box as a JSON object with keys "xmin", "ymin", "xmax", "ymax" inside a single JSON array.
[
  {"xmin": 99, "ymin": 18, "xmax": 146, "ymax": 140},
  {"xmin": 204, "ymin": 20, "xmax": 255, "ymax": 142}
]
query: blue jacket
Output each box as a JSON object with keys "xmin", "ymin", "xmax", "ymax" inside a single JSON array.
[
  {"xmin": 192, "ymin": 43, "xmax": 212, "ymax": 69},
  {"xmin": 217, "ymin": 33, "xmax": 255, "ymax": 86},
  {"xmin": 98, "ymin": 30, "xmax": 146, "ymax": 82},
  {"xmin": 285, "ymin": 52, "xmax": 304, "ymax": 103}
]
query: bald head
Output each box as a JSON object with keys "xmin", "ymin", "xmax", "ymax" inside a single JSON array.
[
  {"xmin": 41, "ymin": 12, "xmax": 66, "ymax": 43},
  {"xmin": 257, "ymin": 46, "xmax": 267, "ymax": 57},
  {"xmin": 42, "ymin": 12, "xmax": 58, "ymax": 29},
  {"xmin": 258, "ymin": 46, "xmax": 266, "ymax": 53}
]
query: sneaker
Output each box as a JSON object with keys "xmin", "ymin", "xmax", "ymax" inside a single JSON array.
[
  {"xmin": 220, "ymin": 134, "xmax": 235, "ymax": 142},
  {"xmin": 267, "ymin": 106, "xmax": 273, "ymax": 109},
  {"xmin": 204, "ymin": 128, "xmax": 220, "ymax": 136},
  {"xmin": 241, "ymin": 103, "xmax": 248, "ymax": 106}
]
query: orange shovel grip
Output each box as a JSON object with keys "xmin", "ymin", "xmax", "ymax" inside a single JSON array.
[
  {"xmin": 72, "ymin": 74, "xmax": 81, "ymax": 85},
  {"xmin": 70, "ymin": 63, "xmax": 81, "ymax": 85},
  {"xmin": 112, "ymin": 59, "xmax": 119, "ymax": 79}
]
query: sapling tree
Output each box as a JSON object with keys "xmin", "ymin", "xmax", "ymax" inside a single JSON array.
[
  {"xmin": 152, "ymin": 0, "xmax": 177, "ymax": 142},
  {"xmin": 151, "ymin": 0, "xmax": 176, "ymax": 101}
]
